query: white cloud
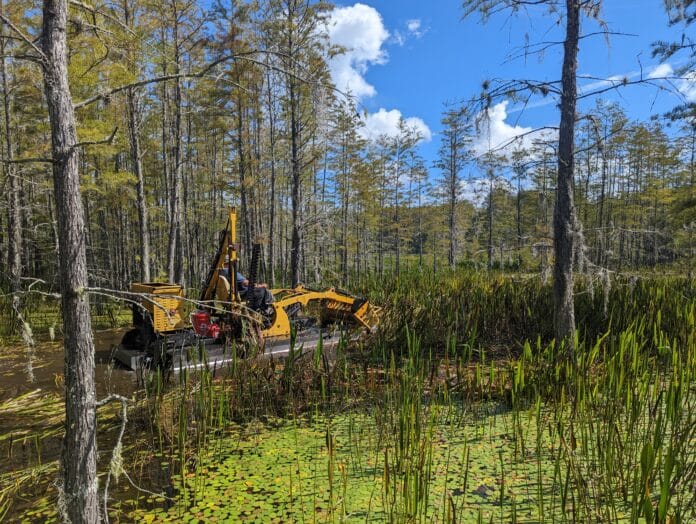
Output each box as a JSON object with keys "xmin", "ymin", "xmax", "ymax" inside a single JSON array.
[
  {"xmin": 359, "ymin": 108, "xmax": 432, "ymax": 143},
  {"xmin": 392, "ymin": 19, "xmax": 426, "ymax": 47},
  {"xmin": 472, "ymin": 101, "xmax": 554, "ymax": 158},
  {"xmin": 645, "ymin": 62, "xmax": 695, "ymax": 102},
  {"xmin": 407, "ymin": 19, "xmax": 422, "ymax": 35},
  {"xmin": 648, "ymin": 63, "xmax": 674, "ymax": 79},
  {"xmin": 324, "ymin": 5, "xmax": 431, "ymax": 147},
  {"xmin": 324, "ymin": 4, "xmax": 389, "ymax": 99},
  {"xmin": 679, "ymin": 71, "xmax": 696, "ymax": 102},
  {"xmin": 578, "ymin": 73, "xmax": 632, "ymax": 95}
]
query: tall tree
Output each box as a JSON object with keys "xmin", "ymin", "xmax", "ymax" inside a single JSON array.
[
  {"xmin": 122, "ymin": 0, "xmax": 150, "ymax": 282},
  {"xmin": 436, "ymin": 104, "xmax": 472, "ymax": 267},
  {"xmin": 386, "ymin": 119, "xmax": 421, "ymax": 275},
  {"xmin": 463, "ymin": 0, "xmax": 605, "ymax": 351},
  {"xmin": 328, "ymin": 99, "xmax": 365, "ymax": 285},
  {"xmin": 0, "ymin": 2, "xmax": 21, "ymax": 295},
  {"xmin": 552, "ymin": 0, "xmax": 581, "ymax": 352},
  {"xmin": 265, "ymin": 0, "xmax": 330, "ymax": 286},
  {"xmin": 41, "ymin": 0, "xmax": 98, "ymax": 520}
]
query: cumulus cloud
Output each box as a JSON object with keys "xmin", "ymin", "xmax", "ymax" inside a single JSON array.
[
  {"xmin": 407, "ymin": 19, "xmax": 421, "ymax": 33},
  {"xmin": 324, "ymin": 3, "xmax": 389, "ymax": 98},
  {"xmin": 406, "ymin": 19, "xmax": 425, "ymax": 38},
  {"xmin": 393, "ymin": 19, "xmax": 426, "ymax": 45},
  {"xmin": 472, "ymin": 101, "xmax": 554, "ymax": 158},
  {"xmin": 359, "ymin": 108, "xmax": 432, "ymax": 143},
  {"xmin": 324, "ymin": 5, "xmax": 432, "ymax": 145}
]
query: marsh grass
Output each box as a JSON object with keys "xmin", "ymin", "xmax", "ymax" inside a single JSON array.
[
  {"xmin": 2, "ymin": 270, "xmax": 694, "ymax": 522},
  {"xmin": 119, "ymin": 271, "xmax": 695, "ymax": 522}
]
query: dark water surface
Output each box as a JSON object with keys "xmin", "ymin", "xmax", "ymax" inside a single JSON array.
[
  {"xmin": 0, "ymin": 329, "xmax": 152, "ymax": 521},
  {"xmin": 0, "ymin": 328, "xmax": 139, "ymax": 402}
]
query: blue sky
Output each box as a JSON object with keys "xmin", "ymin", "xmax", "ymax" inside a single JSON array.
[{"xmin": 325, "ymin": 1, "xmax": 693, "ymax": 171}]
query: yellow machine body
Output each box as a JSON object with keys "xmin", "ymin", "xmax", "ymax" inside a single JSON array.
[{"xmin": 130, "ymin": 282, "xmax": 186, "ymax": 333}]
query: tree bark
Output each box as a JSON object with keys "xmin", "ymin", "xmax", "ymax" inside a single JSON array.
[
  {"xmin": 487, "ymin": 170, "xmax": 494, "ymax": 270},
  {"xmin": 553, "ymin": 0, "xmax": 580, "ymax": 352},
  {"xmin": 266, "ymin": 72, "xmax": 277, "ymax": 285},
  {"xmin": 0, "ymin": 20, "xmax": 21, "ymax": 294},
  {"xmin": 448, "ymin": 165, "xmax": 457, "ymax": 268},
  {"xmin": 288, "ymin": 67, "xmax": 302, "ymax": 287},
  {"xmin": 123, "ymin": 0, "xmax": 150, "ymax": 283},
  {"xmin": 42, "ymin": 0, "xmax": 99, "ymax": 521},
  {"xmin": 167, "ymin": 2, "xmax": 184, "ymax": 284},
  {"xmin": 127, "ymin": 88, "xmax": 150, "ymax": 282}
]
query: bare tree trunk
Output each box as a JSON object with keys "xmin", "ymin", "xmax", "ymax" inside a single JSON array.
[
  {"xmin": 448, "ymin": 172, "xmax": 456, "ymax": 267},
  {"xmin": 123, "ymin": 0, "xmax": 149, "ymax": 283},
  {"xmin": 393, "ymin": 147, "xmax": 401, "ymax": 276},
  {"xmin": 0, "ymin": 20, "xmax": 21, "ymax": 294},
  {"xmin": 289, "ymin": 79, "xmax": 302, "ymax": 287},
  {"xmin": 553, "ymin": 0, "xmax": 579, "ymax": 352},
  {"xmin": 42, "ymin": 0, "xmax": 98, "ymax": 521},
  {"xmin": 127, "ymin": 88, "xmax": 150, "ymax": 282},
  {"xmin": 487, "ymin": 170, "xmax": 494, "ymax": 270},
  {"xmin": 236, "ymin": 94, "xmax": 253, "ymax": 259},
  {"xmin": 167, "ymin": 3, "xmax": 184, "ymax": 284},
  {"xmin": 266, "ymin": 72, "xmax": 277, "ymax": 285},
  {"xmin": 688, "ymin": 123, "xmax": 695, "ymax": 279},
  {"xmin": 597, "ymin": 142, "xmax": 607, "ymax": 267},
  {"xmin": 340, "ymin": 144, "xmax": 349, "ymax": 285},
  {"xmin": 515, "ymin": 177, "xmax": 521, "ymax": 267}
]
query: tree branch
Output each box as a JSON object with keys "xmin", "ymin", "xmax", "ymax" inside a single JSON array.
[
  {"xmin": 74, "ymin": 127, "xmax": 118, "ymax": 148},
  {"xmin": 3, "ymin": 157, "xmax": 54, "ymax": 164},
  {"xmin": 73, "ymin": 55, "xmax": 241, "ymax": 109},
  {"xmin": 0, "ymin": 14, "xmax": 46, "ymax": 64},
  {"xmin": 68, "ymin": 0, "xmax": 138, "ymax": 37}
]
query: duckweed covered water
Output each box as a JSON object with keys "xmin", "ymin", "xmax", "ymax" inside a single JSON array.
[
  {"xmin": 131, "ymin": 395, "xmax": 685, "ymax": 523},
  {"xmin": 133, "ymin": 409, "xmax": 539, "ymax": 522}
]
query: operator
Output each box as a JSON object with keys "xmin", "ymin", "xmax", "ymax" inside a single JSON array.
[{"xmin": 220, "ymin": 257, "xmax": 274, "ymax": 311}]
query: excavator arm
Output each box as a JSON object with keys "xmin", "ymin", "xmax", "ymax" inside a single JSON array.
[
  {"xmin": 262, "ymin": 286, "xmax": 381, "ymax": 340},
  {"xmin": 197, "ymin": 210, "xmax": 380, "ymax": 342},
  {"xmin": 199, "ymin": 209, "xmax": 240, "ymax": 305}
]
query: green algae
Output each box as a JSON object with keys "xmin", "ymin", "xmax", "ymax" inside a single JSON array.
[{"xmin": 131, "ymin": 406, "xmax": 632, "ymax": 523}]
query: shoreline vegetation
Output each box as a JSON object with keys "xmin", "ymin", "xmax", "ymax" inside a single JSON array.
[{"xmin": 1, "ymin": 270, "xmax": 694, "ymax": 522}]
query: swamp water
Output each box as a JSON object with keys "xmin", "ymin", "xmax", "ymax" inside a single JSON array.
[
  {"xmin": 126, "ymin": 405, "xmax": 633, "ymax": 523},
  {"xmin": 1, "ymin": 329, "xmax": 139, "ymax": 521}
]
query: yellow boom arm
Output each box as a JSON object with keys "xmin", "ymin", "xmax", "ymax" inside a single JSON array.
[{"xmin": 262, "ymin": 286, "xmax": 381, "ymax": 339}]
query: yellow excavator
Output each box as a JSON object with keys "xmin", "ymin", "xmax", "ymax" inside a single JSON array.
[{"xmin": 114, "ymin": 209, "xmax": 380, "ymax": 370}]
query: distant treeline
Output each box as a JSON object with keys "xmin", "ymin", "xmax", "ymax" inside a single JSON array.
[{"xmin": 0, "ymin": 1, "xmax": 694, "ymax": 297}]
